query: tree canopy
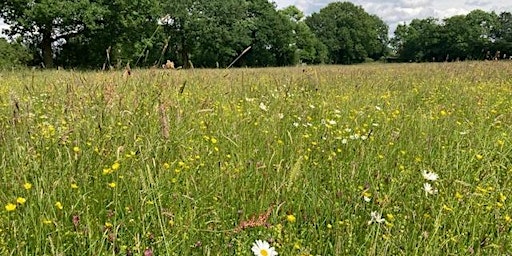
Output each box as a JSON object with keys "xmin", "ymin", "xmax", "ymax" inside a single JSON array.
[{"xmin": 1, "ymin": 1, "xmax": 511, "ymax": 68}]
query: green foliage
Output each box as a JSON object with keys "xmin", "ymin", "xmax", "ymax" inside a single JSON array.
[
  {"xmin": 280, "ymin": 6, "xmax": 328, "ymax": 64},
  {"xmin": 305, "ymin": 2, "xmax": 389, "ymax": 64},
  {"xmin": 0, "ymin": 38, "xmax": 31, "ymax": 68},
  {"xmin": 393, "ymin": 10, "xmax": 505, "ymax": 62}
]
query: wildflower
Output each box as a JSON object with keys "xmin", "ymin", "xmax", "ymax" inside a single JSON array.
[
  {"xmin": 286, "ymin": 214, "xmax": 296, "ymax": 223},
  {"xmin": 421, "ymin": 170, "xmax": 438, "ymax": 181},
  {"xmin": 43, "ymin": 219, "xmax": 53, "ymax": 225},
  {"xmin": 23, "ymin": 182, "xmax": 32, "ymax": 190},
  {"xmin": 111, "ymin": 162, "xmax": 120, "ymax": 170},
  {"xmin": 251, "ymin": 240, "xmax": 278, "ymax": 256},
  {"xmin": 423, "ymin": 183, "xmax": 438, "ymax": 195},
  {"xmin": 163, "ymin": 162, "xmax": 170, "ymax": 169},
  {"xmin": 363, "ymin": 191, "xmax": 371, "ymax": 202},
  {"xmin": 442, "ymin": 204, "xmax": 453, "ymax": 212},
  {"xmin": 108, "ymin": 182, "xmax": 116, "ymax": 188},
  {"xmin": 476, "ymin": 154, "xmax": 483, "ymax": 160},
  {"xmin": 5, "ymin": 203, "xmax": 16, "ymax": 212},
  {"xmin": 73, "ymin": 146, "xmax": 80, "ymax": 153},
  {"xmin": 55, "ymin": 202, "xmax": 63, "ymax": 210},
  {"xmin": 368, "ymin": 211, "xmax": 385, "ymax": 225},
  {"xmin": 70, "ymin": 183, "xmax": 79, "ymax": 189},
  {"xmin": 16, "ymin": 197, "xmax": 26, "ymax": 205},
  {"xmin": 259, "ymin": 102, "xmax": 268, "ymax": 112}
]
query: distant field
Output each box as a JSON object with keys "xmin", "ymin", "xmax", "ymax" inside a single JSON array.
[{"xmin": 1, "ymin": 62, "xmax": 512, "ymax": 255}]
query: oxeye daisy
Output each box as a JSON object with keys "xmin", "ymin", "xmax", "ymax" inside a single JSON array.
[
  {"xmin": 423, "ymin": 183, "xmax": 438, "ymax": 195},
  {"xmin": 421, "ymin": 170, "xmax": 438, "ymax": 181},
  {"xmin": 251, "ymin": 240, "xmax": 278, "ymax": 256},
  {"xmin": 368, "ymin": 211, "xmax": 385, "ymax": 225}
]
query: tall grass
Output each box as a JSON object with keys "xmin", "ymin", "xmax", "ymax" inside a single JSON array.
[{"xmin": 1, "ymin": 62, "xmax": 512, "ymax": 255}]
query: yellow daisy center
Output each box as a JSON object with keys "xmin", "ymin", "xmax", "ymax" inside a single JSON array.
[{"xmin": 260, "ymin": 249, "xmax": 269, "ymax": 256}]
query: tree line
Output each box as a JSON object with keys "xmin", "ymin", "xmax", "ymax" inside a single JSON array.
[
  {"xmin": 391, "ymin": 10, "xmax": 512, "ymax": 62},
  {"xmin": 0, "ymin": 1, "xmax": 510, "ymax": 69}
]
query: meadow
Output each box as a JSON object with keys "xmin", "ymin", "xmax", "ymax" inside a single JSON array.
[{"xmin": 1, "ymin": 62, "xmax": 512, "ymax": 255}]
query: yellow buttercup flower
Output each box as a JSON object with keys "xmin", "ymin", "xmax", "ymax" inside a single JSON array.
[
  {"xmin": 5, "ymin": 203, "xmax": 16, "ymax": 212},
  {"xmin": 286, "ymin": 214, "xmax": 296, "ymax": 223},
  {"xmin": 55, "ymin": 202, "xmax": 63, "ymax": 210},
  {"xmin": 23, "ymin": 182, "xmax": 32, "ymax": 190},
  {"xmin": 16, "ymin": 197, "xmax": 26, "ymax": 205}
]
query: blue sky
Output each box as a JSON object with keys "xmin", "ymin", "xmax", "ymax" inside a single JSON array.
[{"xmin": 2, "ymin": 1, "xmax": 511, "ymax": 37}]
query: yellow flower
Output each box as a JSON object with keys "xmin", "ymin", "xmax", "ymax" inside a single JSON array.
[
  {"xmin": 43, "ymin": 219, "xmax": 52, "ymax": 225},
  {"xmin": 163, "ymin": 162, "xmax": 170, "ymax": 169},
  {"xmin": 55, "ymin": 202, "xmax": 63, "ymax": 210},
  {"xmin": 73, "ymin": 146, "xmax": 80, "ymax": 153},
  {"xmin": 105, "ymin": 222, "xmax": 113, "ymax": 229},
  {"xmin": 103, "ymin": 168, "xmax": 112, "ymax": 175},
  {"xmin": 5, "ymin": 203, "xmax": 16, "ymax": 212},
  {"xmin": 442, "ymin": 204, "xmax": 453, "ymax": 212},
  {"xmin": 70, "ymin": 183, "xmax": 79, "ymax": 189},
  {"xmin": 108, "ymin": 182, "xmax": 116, "ymax": 188},
  {"xmin": 475, "ymin": 154, "xmax": 483, "ymax": 160},
  {"xmin": 111, "ymin": 162, "xmax": 120, "ymax": 170},
  {"xmin": 286, "ymin": 214, "xmax": 296, "ymax": 223},
  {"xmin": 16, "ymin": 197, "xmax": 26, "ymax": 205},
  {"xmin": 23, "ymin": 182, "xmax": 32, "ymax": 190}
]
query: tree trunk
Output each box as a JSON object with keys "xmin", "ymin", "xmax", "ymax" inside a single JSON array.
[
  {"xmin": 180, "ymin": 36, "xmax": 190, "ymax": 69},
  {"xmin": 41, "ymin": 28, "xmax": 54, "ymax": 68}
]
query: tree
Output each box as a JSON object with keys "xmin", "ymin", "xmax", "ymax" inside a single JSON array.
[
  {"xmin": 443, "ymin": 10, "xmax": 498, "ymax": 60},
  {"xmin": 493, "ymin": 12, "xmax": 512, "ymax": 56},
  {"xmin": 305, "ymin": 2, "xmax": 388, "ymax": 64},
  {"xmin": 0, "ymin": 0, "xmax": 109, "ymax": 68},
  {"xmin": 392, "ymin": 18, "xmax": 445, "ymax": 62},
  {"xmin": 0, "ymin": 38, "xmax": 32, "ymax": 68},
  {"xmin": 280, "ymin": 6, "xmax": 328, "ymax": 64},
  {"xmin": 56, "ymin": 0, "xmax": 162, "ymax": 68}
]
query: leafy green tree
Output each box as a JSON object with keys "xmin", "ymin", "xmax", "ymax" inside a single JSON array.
[
  {"xmin": 305, "ymin": 2, "xmax": 388, "ymax": 64},
  {"xmin": 493, "ymin": 12, "xmax": 512, "ymax": 56},
  {"xmin": 0, "ymin": 0, "xmax": 109, "ymax": 68},
  {"xmin": 0, "ymin": 38, "xmax": 32, "ymax": 68},
  {"xmin": 242, "ymin": 0, "xmax": 296, "ymax": 66},
  {"xmin": 280, "ymin": 6, "xmax": 328, "ymax": 64},
  {"xmin": 443, "ymin": 10, "xmax": 498, "ymax": 60},
  {"xmin": 57, "ymin": 0, "xmax": 162, "ymax": 68},
  {"xmin": 392, "ymin": 18, "xmax": 445, "ymax": 62},
  {"xmin": 0, "ymin": 0, "xmax": 162, "ymax": 68}
]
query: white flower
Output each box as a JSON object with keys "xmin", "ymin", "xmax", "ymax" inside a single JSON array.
[
  {"xmin": 363, "ymin": 196, "xmax": 371, "ymax": 202},
  {"xmin": 368, "ymin": 211, "xmax": 385, "ymax": 225},
  {"xmin": 423, "ymin": 183, "xmax": 438, "ymax": 195},
  {"xmin": 277, "ymin": 113, "xmax": 284, "ymax": 119},
  {"xmin": 421, "ymin": 170, "xmax": 438, "ymax": 181},
  {"xmin": 259, "ymin": 102, "xmax": 268, "ymax": 111},
  {"xmin": 251, "ymin": 240, "xmax": 278, "ymax": 256}
]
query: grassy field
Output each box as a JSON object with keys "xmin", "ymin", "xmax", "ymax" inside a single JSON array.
[{"xmin": 1, "ymin": 62, "xmax": 512, "ymax": 255}]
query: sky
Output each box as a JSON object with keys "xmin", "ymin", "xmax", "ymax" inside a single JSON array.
[
  {"xmin": 1, "ymin": 1, "xmax": 511, "ymax": 38},
  {"xmin": 275, "ymin": 0, "xmax": 512, "ymax": 35}
]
